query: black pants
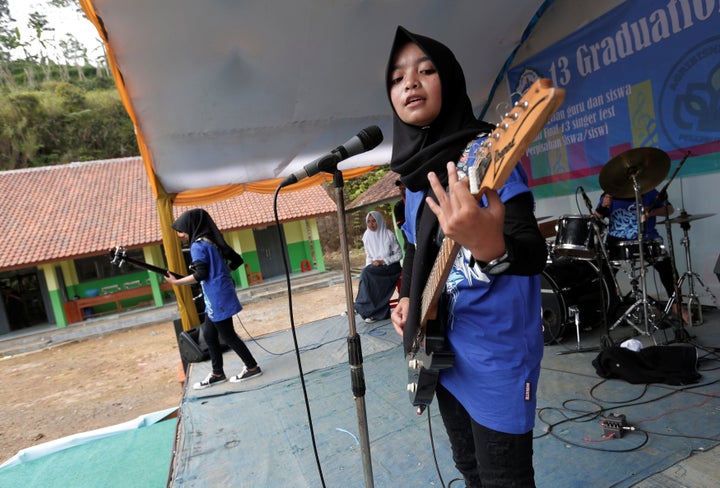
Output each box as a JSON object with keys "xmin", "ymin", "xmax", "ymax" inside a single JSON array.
[
  {"xmin": 436, "ymin": 383, "xmax": 536, "ymax": 488},
  {"xmin": 202, "ymin": 316, "xmax": 257, "ymax": 376},
  {"xmin": 651, "ymin": 257, "xmax": 677, "ymax": 299}
]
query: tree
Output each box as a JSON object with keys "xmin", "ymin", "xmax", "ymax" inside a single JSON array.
[{"xmin": 0, "ymin": 0, "xmax": 19, "ymax": 63}]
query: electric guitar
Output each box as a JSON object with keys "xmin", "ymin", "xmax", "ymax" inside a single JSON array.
[
  {"xmin": 108, "ymin": 246, "xmax": 186, "ymax": 279},
  {"xmin": 406, "ymin": 78, "xmax": 565, "ymax": 414}
]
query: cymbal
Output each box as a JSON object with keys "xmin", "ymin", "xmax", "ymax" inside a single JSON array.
[
  {"xmin": 599, "ymin": 148, "xmax": 670, "ymax": 198},
  {"xmin": 657, "ymin": 212, "xmax": 715, "ymax": 225}
]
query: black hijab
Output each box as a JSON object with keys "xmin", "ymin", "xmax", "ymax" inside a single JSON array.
[
  {"xmin": 387, "ymin": 26, "xmax": 494, "ymax": 192},
  {"xmin": 172, "ymin": 208, "xmax": 244, "ymax": 270},
  {"xmin": 386, "ymin": 27, "xmax": 495, "ymax": 354}
]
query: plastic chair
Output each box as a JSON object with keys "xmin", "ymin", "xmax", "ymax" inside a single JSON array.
[
  {"xmin": 245, "ymin": 263, "xmax": 263, "ymax": 285},
  {"xmin": 389, "ymin": 275, "xmax": 402, "ymax": 310}
]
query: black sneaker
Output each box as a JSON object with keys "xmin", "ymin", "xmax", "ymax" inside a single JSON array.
[
  {"xmin": 193, "ymin": 373, "xmax": 227, "ymax": 390},
  {"xmin": 230, "ymin": 366, "xmax": 262, "ymax": 383}
]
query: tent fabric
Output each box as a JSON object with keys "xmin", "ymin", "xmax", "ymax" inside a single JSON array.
[
  {"xmin": 79, "ymin": 0, "xmax": 550, "ymax": 200},
  {"xmin": 156, "ymin": 190, "xmax": 200, "ymax": 330},
  {"xmin": 0, "ymin": 407, "xmax": 177, "ymax": 469}
]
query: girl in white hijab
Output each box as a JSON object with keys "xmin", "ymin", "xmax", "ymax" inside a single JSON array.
[
  {"xmin": 362, "ymin": 211, "xmax": 402, "ymax": 266},
  {"xmin": 354, "ymin": 211, "xmax": 402, "ymax": 323}
]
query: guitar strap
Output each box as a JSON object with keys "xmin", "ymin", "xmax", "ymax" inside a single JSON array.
[{"xmin": 196, "ymin": 237, "xmax": 219, "ymax": 250}]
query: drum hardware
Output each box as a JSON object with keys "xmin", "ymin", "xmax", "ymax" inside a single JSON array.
[
  {"xmin": 612, "ymin": 262, "xmax": 664, "ymax": 330},
  {"xmin": 647, "ymin": 150, "xmax": 709, "ymax": 338},
  {"xmin": 659, "ymin": 209, "xmax": 718, "ymax": 328},
  {"xmin": 556, "ymin": 305, "xmax": 601, "ymax": 355},
  {"xmin": 601, "ymin": 148, "xmax": 670, "ymax": 340}
]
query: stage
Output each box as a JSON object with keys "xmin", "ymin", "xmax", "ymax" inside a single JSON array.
[{"xmin": 170, "ymin": 307, "xmax": 720, "ymax": 487}]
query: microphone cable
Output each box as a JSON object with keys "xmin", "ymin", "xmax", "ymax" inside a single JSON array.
[{"xmin": 270, "ymin": 184, "xmax": 327, "ymax": 488}]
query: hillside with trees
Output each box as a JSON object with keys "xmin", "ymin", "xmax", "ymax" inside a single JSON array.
[
  {"xmin": 0, "ymin": 0, "xmax": 385, "ymax": 209},
  {"xmin": 0, "ymin": 0, "xmax": 138, "ymax": 170}
]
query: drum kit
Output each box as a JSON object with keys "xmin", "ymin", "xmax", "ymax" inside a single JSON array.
[{"xmin": 540, "ymin": 147, "xmax": 715, "ymax": 349}]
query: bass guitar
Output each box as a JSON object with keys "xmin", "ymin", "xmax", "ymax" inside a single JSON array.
[
  {"xmin": 109, "ymin": 246, "xmax": 186, "ymax": 279},
  {"xmin": 406, "ymin": 78, "xmax": 565, "ymax": 414}
]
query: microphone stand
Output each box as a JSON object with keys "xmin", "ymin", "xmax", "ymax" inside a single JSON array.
[{"xmin": 331, "ymin": 169, "xmax": 375, "ymax": 488}]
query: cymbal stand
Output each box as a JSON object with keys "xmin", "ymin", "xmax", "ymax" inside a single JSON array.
[
  {"xmin": 664, "ymin": 211, "xmax": 717, "ymax": 326},
  {"xmin": 651, "ymin": 204, "xmax": 692, "ymax": 343},
  {"xmin": 609, "ymin": 174, "xmax": 658, "ymax": 342}
]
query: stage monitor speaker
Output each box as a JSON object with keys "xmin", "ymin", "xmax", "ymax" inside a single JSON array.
[
  {"xmin": 174, "ymin": 316, "xmax": 229, "ymax": 372},
  {"xmin": 178, "ymin": 327, "xmax": 209, "ymax": 365}
]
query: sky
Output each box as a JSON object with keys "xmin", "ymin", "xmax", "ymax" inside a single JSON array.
[{"xmin": 7, "ymin": 0, "xmax": 103, "ymax": 62}]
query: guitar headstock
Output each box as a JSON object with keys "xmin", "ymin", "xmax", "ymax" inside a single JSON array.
[
  {"xmin": 468, "ymin": 78, "xmax": 565, "ymax": 195},
  {"xmin": 109, "ymin": 246, "xmax": 128, "ymax": 268}
]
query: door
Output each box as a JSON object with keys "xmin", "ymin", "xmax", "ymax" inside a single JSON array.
[{"xmin": 253, "ymin": 226, "xmax": 289, "ymax": 279}]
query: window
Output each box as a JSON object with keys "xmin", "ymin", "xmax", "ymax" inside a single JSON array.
[{"xmin": 75, "ymin": 249, "xmax": 150, "ymax": 281}]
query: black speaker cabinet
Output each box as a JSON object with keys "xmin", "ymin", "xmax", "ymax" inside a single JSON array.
[
  {"xmin": 174, "ymin": 316, "xmax": 230, "ymax": 372},
  {"xmin": 178, "ymin": 327, "xmax": 209, "ymax": 366}
]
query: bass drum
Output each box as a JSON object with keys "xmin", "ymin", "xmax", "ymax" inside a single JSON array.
[{"xmin": 541, "ymin": 258, "xmax": 612, "ymax": 345}]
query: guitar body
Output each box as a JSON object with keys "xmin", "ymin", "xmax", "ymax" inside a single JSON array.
[
  {"xmin": 407, "ymin": 317, "xmax": 454, "ymax": 412},
  {"xmin": 406, "ymin": 79, "xmax": 565, "ymax": 413}
]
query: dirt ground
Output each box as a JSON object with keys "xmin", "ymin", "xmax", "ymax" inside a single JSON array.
[{"xmin": 0, "ymin": 250, "xmax": 366, "ymax": 463}]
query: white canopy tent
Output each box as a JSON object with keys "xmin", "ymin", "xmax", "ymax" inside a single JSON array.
[{"xmin": 79, "ymin": 0, "xmax": 578, "ymax": 199}]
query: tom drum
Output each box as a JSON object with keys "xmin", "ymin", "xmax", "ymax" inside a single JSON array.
[{"xmin": 554, "ymin": 215, "xmax": 597, "ymax": 260}]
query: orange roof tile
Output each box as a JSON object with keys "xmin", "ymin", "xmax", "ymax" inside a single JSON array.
[
  {"xmin": 346, "ymin": 170, "xmax": 403, "ymax": 211},
  {"xmin": 0, "ymin": 158, "xmax": 336, "ymax": 270}
]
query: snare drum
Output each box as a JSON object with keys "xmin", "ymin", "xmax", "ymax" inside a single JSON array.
[
  {"xmin": 608, "ymin": 238, "xmax": 665, "ymax": 263},
  {"xmin": 554, "ymin": 215, "xmax": 597, "ymax": 260}
]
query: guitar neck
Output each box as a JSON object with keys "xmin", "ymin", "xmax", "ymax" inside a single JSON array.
[
  {"xmin": 420, "ymin": 239, "xmax": 459, "ymax": 324},
  {"xmin": 122, "ymin": 256, "xmax": 185, "ymax": 279}
]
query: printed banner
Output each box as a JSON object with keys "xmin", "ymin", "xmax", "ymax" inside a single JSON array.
[{"xmin": 507, "ymin": 1, "xmax": 720, "ymax": 197}]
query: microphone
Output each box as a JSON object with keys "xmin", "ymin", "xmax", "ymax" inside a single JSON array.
[
  {"xmin": 579, "ymin": 186, "xmax": 594, "ymax": 215},
  {"xmin": 280, "ymin": 126, "xmax": 383, "ymax": 188}
]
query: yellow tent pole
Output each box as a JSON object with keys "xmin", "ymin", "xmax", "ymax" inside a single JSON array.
[{"xmin": 156, "ymin": 187, "xmax": 200, "ymax": 331}]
